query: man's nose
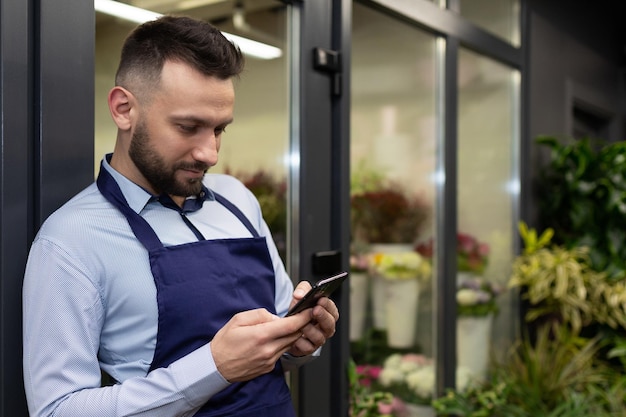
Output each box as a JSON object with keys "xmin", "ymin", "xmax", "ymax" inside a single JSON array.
[{"xmin": 192, "ymin": 134, "xmax": 219, "ymax": 167}]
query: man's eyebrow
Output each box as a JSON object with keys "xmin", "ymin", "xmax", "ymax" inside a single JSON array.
[{"xmin": 169, "ymin": 115, "xmax": 234, "ymax": 126}]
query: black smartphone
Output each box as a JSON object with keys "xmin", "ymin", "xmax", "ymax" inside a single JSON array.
[{"xmin": 286, "ymin": 271, "xmax": 348, "ymax": 316}]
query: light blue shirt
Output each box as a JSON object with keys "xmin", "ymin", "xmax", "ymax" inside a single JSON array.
[{"xmin": 23, "ymin": 157, "xmax": 311, "ymax": 417}]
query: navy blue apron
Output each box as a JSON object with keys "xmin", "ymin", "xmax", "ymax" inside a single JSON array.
[{"xmin": 97, "ymin": 162, "xmax": 295, "ymax": 417}]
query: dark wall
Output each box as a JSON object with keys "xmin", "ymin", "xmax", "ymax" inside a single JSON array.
[
  {"xmin": 525, "ymin": 0, "xmax": 626, "ymax": 224},
  {"xmin": 0, "ymin": 1, "xmax": 94, "ymax": 415}
]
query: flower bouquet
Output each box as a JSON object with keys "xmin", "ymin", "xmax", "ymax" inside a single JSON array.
[
  {"xmin": 373, "ymin": 354, "xmax": 472, "ymax": 409},
  {"xmin": 228, "ymin": 168, "xmax": 287, "ymax": 260},
  {"xmin": 415, "ymin": 233, "xmax": 490, "ymax": 276},
  {"xmin": 456, "ymin": 233, "xmax": 489, "ymax": 274},
  {"xmin": 349, "ymin": 359, "xmax": 405, "ymax": 417},
  {"xmin": 351, "ymin": 162, "xmax": 429, "ymax": 245},
  {"xmin": 370, "ymin": 252, "xmax": 431, "ymax": 281},
  {"xmin": 456, "ymin": 277, "xmax": 503, "ymax": 379},
  {"xmin": 456, "ymin": 277, "xmax": 504, "ymax": 317}
]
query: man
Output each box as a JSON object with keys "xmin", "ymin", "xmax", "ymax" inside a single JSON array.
[{"xmin": 23, "ymin": 15, "xmax": 339, "ymax": 417}]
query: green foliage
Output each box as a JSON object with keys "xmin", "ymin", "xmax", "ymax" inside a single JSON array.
[
  {"xmin": 348, "ymin": 358, "xmax": 395, "ymax": 417},
  {"xmin": 510, "ymin": 223, "xmax": 600, "ymax": 333},
  {"xmin": 511, "ymin": 223, "xmax": 626, "ymax": 333},
  {"xmin": 518, "ymin": 221, "xmax": 554, "ymax": 255},
  {"xmin": 432, "ymin": 324, "xmax": 624, "ymax": 416},
  {"xmin": 536, "ymin": 136, "xmax": 626, "ymax": 280},
  {"xmin": 432, "ymin": 382, "xmax": 511, "ymax": 417},
  {"xmin": 498, "ymin": 324, "xmax": 610, "ymax": 411}
]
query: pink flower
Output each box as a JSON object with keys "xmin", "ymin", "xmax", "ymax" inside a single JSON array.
[
  {"xmin": 356, "ymin": 365, "xmax": 382, "ymax": 386},
  {"xmin": 377, "ymin": 402, "xmax": 394, "ymax": 415},
  {"xmin": 401, "ymin": 353, "xmax": 431, "ymax": 366},
  {"xmin": 457, "ymin": 233, "xmax": 476, "ymax": 254},
  {"xmin": 478, "ymin": 242, "xmax": 490, "ymax": 257},
  {"xmin": 415, "ymin": 241, "xmax": 433, "ymax": 258},
  {"xmin": 392, "ymin": 396, "xmax": 408, "ymax": 414}
]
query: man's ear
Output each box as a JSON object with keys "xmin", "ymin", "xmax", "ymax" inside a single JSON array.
[{"xmin": 108, "ymin": 86, "xmax": 135, "ymax": 130}]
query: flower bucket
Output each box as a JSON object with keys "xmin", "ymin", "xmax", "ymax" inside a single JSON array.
[
  {"xmin": 385, "ymin": 278, "xmax": 420, "ymax": 348},
  {"xmin": 349, "ymin": 271, "xmax": 369, "ymax": 341},
  {"xmin": 406, "ymin": 403, "xmax": 435, "ymax": 417},
  {"xmin": 368, "ymin": 243, "xmax": 416, "ymax": 330},
  {"xmin": 456, "ymin": 314, "xmax": 493, "ymax": 380}
]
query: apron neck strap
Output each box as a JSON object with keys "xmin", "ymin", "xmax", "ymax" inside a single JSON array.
[
  {"xmin": 213, "ymin": 192, "xmax": 260, "ymax": 238},
  {"xmin": 96, "ymin": 161, "xmax": 164, "ymax": 252}
]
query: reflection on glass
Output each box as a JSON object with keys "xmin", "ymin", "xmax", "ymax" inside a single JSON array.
[
  {"xmin": 350, "ymin": 2, "xmax": 437, "ymax": 412},
  {"xmin": 95, "ymin": 2, "xmax": 289, "ymax": 259},
  {"xmin": 459, "ymin": 0, "xmax": 520, "ymax": 46},
  {"xmin": 457, "ymin": 48, "xmax": 519, "ymax": 381}
]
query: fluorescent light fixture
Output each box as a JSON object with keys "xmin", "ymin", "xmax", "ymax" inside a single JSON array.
[
  {"xmin": 220, "ymin": 32, "xmax": 282, "ymax": 60},
  {"xmin": 94, "ymin": 0, "xmax": 282, "ymax": 60},
  {"xmin": 94, "ymin": 0, "xmax": 161, "ymax": 24}
]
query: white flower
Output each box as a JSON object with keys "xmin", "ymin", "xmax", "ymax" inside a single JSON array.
[
  {"xmin": 456, "ymin": 288, "xmax": 479, "ymax": 306},
  {"xmin": 378, "ymin": 367, "xmax": 405, "ymax": 386},
  {"xmin": 405, "ymin": 364, "xmax": 435, "ymax": 399},
  {"xmin": 398, "ymin": 360, "xmax": 420, "ymax": 375},
  {"xmin": 383, "ymin": 353, "xmax": 403, "ymax": 370}
]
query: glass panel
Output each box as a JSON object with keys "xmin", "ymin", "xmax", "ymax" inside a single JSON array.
[
  {"xmin": 459, "ymin": 0, "xmax": 521, "ymax": 46},
  {"xmin": 350, "ymin": 1, "xmax": 438, "ymax": 412},
  {"xmin": 95, "ymin": 0, "xmax": 289, "ymax": 260},
  {"xmin": 457, "ymin": 48, "xmax": 519, "ymax": 381}
]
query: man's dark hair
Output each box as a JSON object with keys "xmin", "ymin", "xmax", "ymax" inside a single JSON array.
[{"xmin": 115, "ymin": 15, "xmax": 245, "ymax": 96}]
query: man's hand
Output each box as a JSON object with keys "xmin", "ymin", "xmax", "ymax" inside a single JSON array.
[
  {"xmin": 211, "ymin": 308, "xmax": 310, "ymax": 382},
  {"xmin": 287, "ymin": 281, "xmax": 340, "ymax": 357}
]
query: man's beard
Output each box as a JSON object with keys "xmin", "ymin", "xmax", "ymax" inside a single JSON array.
[{"xmin": 129, "ymin": 122, "xmax": 208, "ymax": 197}]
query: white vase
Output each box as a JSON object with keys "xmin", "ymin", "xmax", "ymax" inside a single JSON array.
[
  {"xmin": 368, "ymin": 243, "xmax": 415, "ymax": 330},
  {"xmin": 405, "ymin": 403, "xmax": 435, "ymax": 417},
  {"xmin": 385, "ymin": 278, "xmax": 420, "ymax": 348},
  {"xmin": 349, "ymin": 271, "xmax": 369, "ymax": 341},
  {"xmin": 371, "ymin": 274, "xmax": 388, "ymax": 329},
  {"xmin": 456, "ymin": 314, "xmax": 493, "ymax": 380}
]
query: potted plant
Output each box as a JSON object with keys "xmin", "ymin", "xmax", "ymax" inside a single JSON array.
[
  {"xmin": 368, "ymin": 251, "xmax": 432, "ymax": 348},
  {"xmin": 350, "ymin": 246, "xmax": 372, "ymax": 342},
  {"xmin": 456, "ymin": 277, "xmax": 504, "ymax": 379},
  {"xmin": 508, "ymin": 222, "xmax": 626, "ymax": 334},
  {"xmin": 351, "ymin": 162, "xmax": 429, "ymax": 246},
  {"xmin": 456, "ymin": 278, "xmax": 503, "ymax": 318},
  {"xmin": 415, "ymin": 232, "xmax": 490, "ymax": 280},
  {"xmin": 433, "ymin": 323, "xmax": 625, "ymax": 416},
  {"xmin": 535, "ymin": 135, "xmax": 626, "ymax": 280},
  {"xmin": 228, "ymin": 167, "xmax": 287, "ymax": 260}
]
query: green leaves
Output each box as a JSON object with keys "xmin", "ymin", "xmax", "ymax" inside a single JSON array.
[
  {"xmin": 536, "ymin": 136, "xmax": 626, "ymax": 279},
  {"xmin": 518, "ymin": 221, "xmax": 554, "ymax": 255}
]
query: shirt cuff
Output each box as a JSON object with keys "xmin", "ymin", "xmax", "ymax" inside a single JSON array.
[
  {"xmin": 170, "ymin": 343, "xmax": 230, "ymax": 408},
  {"xmin": 280, "ymin": 347, "xmax": 321, "ymax": 372}
]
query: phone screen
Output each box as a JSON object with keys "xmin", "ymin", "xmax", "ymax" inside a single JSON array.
[{"xmin": 286, "ymin": 271, "xmax": 348, "ymax": 316}]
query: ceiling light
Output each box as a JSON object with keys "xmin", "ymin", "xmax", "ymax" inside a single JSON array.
[
  {"xmin": 94, "ymin": 0, "xmax": 282, "ymax": 60},
  {"xmin": 94, "ymin": 0, "xmax": 161, "ymax": 24}
]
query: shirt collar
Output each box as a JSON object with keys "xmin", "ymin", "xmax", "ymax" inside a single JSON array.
[{"xmin": 101, "ymin": 154, "xmax": 215, "ymax": 214}]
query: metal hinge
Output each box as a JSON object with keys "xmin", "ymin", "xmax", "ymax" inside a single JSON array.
[{"xmin": 313, "ymin": 47, "xmax": 342, "ymax": 97}]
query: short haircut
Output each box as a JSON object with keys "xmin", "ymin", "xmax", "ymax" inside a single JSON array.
[{"xmin": 115, "ymin": 15, "xmax": 245, "ymax": 99}]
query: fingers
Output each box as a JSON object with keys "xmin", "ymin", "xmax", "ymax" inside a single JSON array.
[
  {"xmin": 212, "ymin": 309, "xmax": 311, "ymax": 382},
  {"xmin": 288, "ymin": 297, "xmax": 339, "ymax": 357},
  {"xmin": 289, "ymin": 281, "xmax": 313, "ymax": 309}
]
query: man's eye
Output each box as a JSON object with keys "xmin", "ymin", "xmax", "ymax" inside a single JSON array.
[
  {"xmin": 179, "ymin": 125, "xmax": 198, "ymax": 133},
  {"xmin": 215, "ymin": 127, "xmax": 227, "ymax": 136}
]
